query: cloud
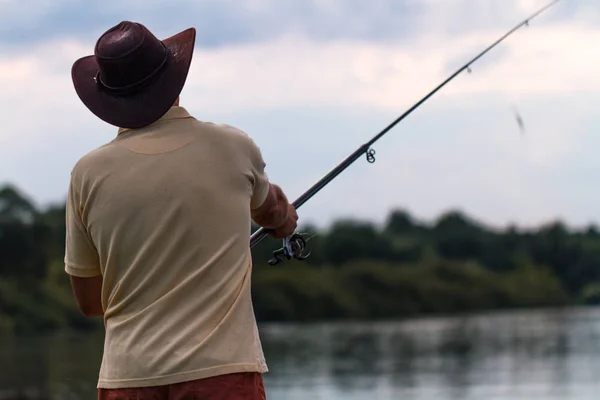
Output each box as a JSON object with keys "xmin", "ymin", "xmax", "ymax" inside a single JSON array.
[
  {"xmin": 3, "ymin": 8, "xmax": 594, "ymax": 145},
  {"xmin": 0, "ymin": 0, "xmax": 598, "ymax": 229},
  {"xmin": 0, "ymin": 0, "xmax": 591, "ymax": 50}
]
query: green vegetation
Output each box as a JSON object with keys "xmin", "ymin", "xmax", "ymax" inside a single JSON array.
[{"xmin": 1, "ymin": 183, "xmax": 598, "ymax": 334}]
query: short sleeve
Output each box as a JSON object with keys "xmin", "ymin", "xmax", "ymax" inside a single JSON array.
[
  {"xmin": 247, "ymin": 136, "xmax": 271, "ymax": 210},
  {"xmin": 64, "ymin": 172, "xmax": 102, "ymax": 278}
]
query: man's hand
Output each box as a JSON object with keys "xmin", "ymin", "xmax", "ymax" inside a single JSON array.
[{"xmin": 267, "ymin": 204, "xmax": 298, "ymax": 239}]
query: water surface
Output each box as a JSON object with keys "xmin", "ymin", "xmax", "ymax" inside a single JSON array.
[{"xmin": 2, "ymin": 307, "xmax": 600, "ymax": 399}]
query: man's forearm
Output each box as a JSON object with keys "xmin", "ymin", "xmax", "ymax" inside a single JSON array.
[
  {"xmin": 251, "ymin": 184, "xmax": 290, "ymax": 229},
  {"xmin": 69, "ymin": 275, "xmax": 105, "ymax": 317}
]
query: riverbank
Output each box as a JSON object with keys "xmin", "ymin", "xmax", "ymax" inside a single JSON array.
[
  {"xmin": 0, "ymin": 259, "xmax": 571, "ymax": 335},
  {"xmin": 251, "ymin": 260, "xmax": 570, "ymax": 322}
]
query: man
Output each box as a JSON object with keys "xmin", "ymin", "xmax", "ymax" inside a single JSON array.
[{"xmin": 66, "ymin": 21, "xmax": 298, "ymax": 399}]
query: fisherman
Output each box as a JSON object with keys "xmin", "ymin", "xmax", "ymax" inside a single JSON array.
[{"xmin": 65, "ymin": 21, "xmax": 297, "ymax": 399}]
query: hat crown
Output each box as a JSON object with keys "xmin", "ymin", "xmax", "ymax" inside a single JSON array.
[{"xmin": 94, "ymin": 21, "xmax": 168, "ymax": 92}]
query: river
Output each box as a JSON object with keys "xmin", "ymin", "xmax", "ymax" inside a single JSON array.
[{"xmin": 2, "ymin": 307, "xmax": 600, "ymax": 399}]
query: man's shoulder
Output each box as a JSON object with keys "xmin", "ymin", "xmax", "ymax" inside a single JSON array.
[
  {"xmin": 199, "ymin": 121, "xmax": 261, "ymax": 153},
  {"xmin": 70, "ymin": 142, "xmax": 118, "ymax": 179},
  {"xmin": 203, "ymin": 122, "xmax": 251, "ymax": 141}
]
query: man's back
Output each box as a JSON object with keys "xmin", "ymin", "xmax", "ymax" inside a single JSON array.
[{"xmin": 65, "ymin": 106, "xmax": 270, "ymax": 388}]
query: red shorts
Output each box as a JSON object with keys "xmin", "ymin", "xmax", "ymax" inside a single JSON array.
[{"xmin": 98, "ymin": 372, "xmax": 266, "ymax": 400}]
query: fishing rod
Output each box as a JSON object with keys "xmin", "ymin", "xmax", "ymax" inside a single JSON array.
[{"xmin": 251, "ymin": 0, "xmax": 562, "ymax": 265}]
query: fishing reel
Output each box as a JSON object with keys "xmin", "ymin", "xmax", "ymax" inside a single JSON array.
[{"xmin": 268, "ymin": 232, "xmax": 314, "ymax": 266}]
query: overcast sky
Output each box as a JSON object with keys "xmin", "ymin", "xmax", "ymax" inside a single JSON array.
[{"xmin": 1, "ymin": 0, "xmax": 598, "ymax": 229}]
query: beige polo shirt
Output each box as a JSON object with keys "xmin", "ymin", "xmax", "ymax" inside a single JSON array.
[{"xmin": 64, "ymin": 106, "xmax": 271, "ymax": 389}]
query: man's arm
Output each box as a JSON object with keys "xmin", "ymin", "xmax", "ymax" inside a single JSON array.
[
  {"xmin": 251, "ymin": 183, "xmax": 298, "ymax": 239},
  {"xmin": 69, "ymin": 276, "xmax": 104, "ymax": 317},
  {"xmin": 251, "ymin": 183, "xmax": 289, "ymax": 229},
  {"xmin": 246, "ymin": 135, "xmax": 298, "ymax": 239},
  {"xmin": 64, "ymin": 173, "xmax": 104, "ymax": 317}
]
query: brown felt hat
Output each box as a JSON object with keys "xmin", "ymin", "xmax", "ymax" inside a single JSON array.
[{"xmin": 72, "ymin": 21, "xmax": 196, "ymax": 129}]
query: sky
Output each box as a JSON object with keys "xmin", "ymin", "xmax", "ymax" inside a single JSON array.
[{"xmin": 0, "ymin": 0, "xmax": 599, "ymax": 230}]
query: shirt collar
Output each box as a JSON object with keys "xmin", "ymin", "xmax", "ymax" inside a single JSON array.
[{"xmin": 117, "ymin": 106, "xmax": 193, "ymax": 135}]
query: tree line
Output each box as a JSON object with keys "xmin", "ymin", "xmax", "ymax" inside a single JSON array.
[{"xmin": 0, "ymin": 183, "xmax": 598, "ymax": 334}]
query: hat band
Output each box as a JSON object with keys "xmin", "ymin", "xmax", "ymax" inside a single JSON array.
[{"xmin": 95, "ymin": 42, "xmax": 170, "ymax": 95}]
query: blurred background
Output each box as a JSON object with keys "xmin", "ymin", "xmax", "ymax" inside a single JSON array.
[{"xmin": 1, "ymin": 0, "xmax": 600, "ymax": 399}]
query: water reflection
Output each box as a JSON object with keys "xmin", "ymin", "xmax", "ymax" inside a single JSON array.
[
  {"xmin": 0, "ymin": 334, "xmax": 48, "ymax": 399},
  {"xmin": 3, "ymin": 307, "xmax": 600, "ymax": 399},
  {"xmin": 259, "ymin": 307, "xmax": 600, "ymax": 399}
]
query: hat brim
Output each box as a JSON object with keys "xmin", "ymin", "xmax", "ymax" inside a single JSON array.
[{"xmin": 71, "ymin": 27, "xmax": 196, "ymax": 129}]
